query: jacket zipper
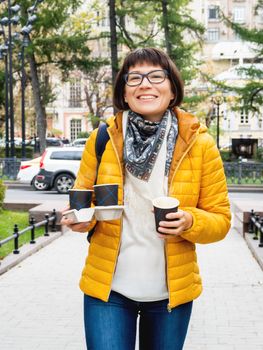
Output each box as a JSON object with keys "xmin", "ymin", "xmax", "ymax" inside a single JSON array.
[
  {"xmin": 166, "ymin": 130, "xmax": 199, "ymax": 312},
  {"xmin": 106, "ymin": 128, "xmax": 124, "ymax": 302}
]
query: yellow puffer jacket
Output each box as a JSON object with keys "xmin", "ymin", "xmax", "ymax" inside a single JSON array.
[{"xmin": 74, "ymin": 107, "xmax": 231, "ymax": 310}]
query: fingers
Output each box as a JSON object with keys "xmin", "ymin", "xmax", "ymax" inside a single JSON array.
[
  {"xmin": 157, "ymin": 210, "xmax": 193, "ymax": 237},
  {"xmin": 60, "ymin": 215, "xmax": 91, "ymax": 233}
]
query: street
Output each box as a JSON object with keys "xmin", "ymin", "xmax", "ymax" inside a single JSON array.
[{"xmin": 4, "ymin": 186, "xmax": 263, "ymax": 206}]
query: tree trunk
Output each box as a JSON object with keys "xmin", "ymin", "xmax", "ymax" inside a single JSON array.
[
  {"xmin": 161, "ymin": 0, "xmax": 172, "ymax": 56},
  {"xmin": 109, "ymin": 0, "xmax": 118, "ymax": 106},
  {"xmin": 28, "ymin": 53, "xmax": 47, "ymax": 154},
  {"xmin": 84, "ymin": 85, "xmax": 100, "ymax": 129}
]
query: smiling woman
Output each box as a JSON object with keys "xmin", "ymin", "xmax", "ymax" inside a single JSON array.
[{"xmin": 61, "ymin": 47, "xmax": 231, "ymax": 350}]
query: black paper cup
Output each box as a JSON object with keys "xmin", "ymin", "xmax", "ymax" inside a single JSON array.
[
  {"xmin": 69, "ymin": 189, "xmax": 93, "ymax": 210},
  {"xmin": 93, "ymin": 184, "xmax": 118, "ymax": 206},
  {"xmin": 152, "ymin": 196, "xmax": 180, "ymax": 233}
]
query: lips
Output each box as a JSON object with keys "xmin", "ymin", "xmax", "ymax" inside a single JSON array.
[{"xmin": 137, "ymin": 95, "xmax": 158, "ymax": 100}]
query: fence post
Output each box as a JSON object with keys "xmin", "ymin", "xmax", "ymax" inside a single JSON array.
[
  {"xmin": 253, "ymin": 214, "xmax": 260, "ymax": 240},
  {"xmin": 13, "ymin": 224, "xmax": 19, "ymax": 254},
  {"xmin": 238, "ymin": 158, "xmax": 242, "ymax": 184},
  {"xmin": 51, "ymin": 209, "xmax": 57, "ymax": 232},
  {"xmin": 30, "ymin": 217, "xmax": 36, "ymax": 244},
  {"xmin": 44, "ymin": 213, "xmax": 50, "ymax": 237},
  {"xmin": 259, "ymin": 218, "xmax": 263, "ymax": 248},
  {"xmin": 248, "ymin": 210, "xmax": 255, "ymax": 234}
]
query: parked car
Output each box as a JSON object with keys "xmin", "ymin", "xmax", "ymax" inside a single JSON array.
[
  {"xmin": 28, "ymin": 137, "xmax": 64, "ymax": 148},
  {"xmin": 35, "ymin": 147, "xmax": 84, "ymax": 193},
  {"xmin": 17, "ymin": 156, "xmax": 50, "ymax": 191},
  {"xmin": 71, "ymin": 138, "xmax": 87, "ymax": 147}
]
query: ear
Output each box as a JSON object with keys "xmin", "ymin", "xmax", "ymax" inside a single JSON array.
[{"xmin": 124, "ymin": 94, "xmax": 127, "ymax": 103}]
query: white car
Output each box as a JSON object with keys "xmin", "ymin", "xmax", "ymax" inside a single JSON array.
[
  {"xmin": 17, "ymin": 156, "xmax": 50, "ymax": 190},
  {"xmin": 71, "ymin": 138, "xmax": 87, "ymax": 147},
  {"xmin": 35, "ymin": 147, "xmax": 84, "ymax": 193}
]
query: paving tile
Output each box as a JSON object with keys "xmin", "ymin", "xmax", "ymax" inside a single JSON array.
[{"xmin": 0, "ymin": 215, "xmax": 263, "ymax": 349}]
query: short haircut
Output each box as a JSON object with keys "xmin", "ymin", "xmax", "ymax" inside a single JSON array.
[{"xmin": 113, "ymin": 47, "xmax": 184, "ymax": 111}]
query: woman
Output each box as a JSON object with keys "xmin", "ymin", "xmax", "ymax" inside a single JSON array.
[{"xmin": 61, "ymin": 47, "xmax": 231, "ymax": 350}]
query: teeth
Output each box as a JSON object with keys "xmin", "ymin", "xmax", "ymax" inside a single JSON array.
[{"xmin": 138, "ymin": 96, "xmax": 156, "ymax": 100}]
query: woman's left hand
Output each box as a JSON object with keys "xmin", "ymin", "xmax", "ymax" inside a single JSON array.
[{"xmin": 157, "ymin": 209, "xmax": 193, "ymax": 239}]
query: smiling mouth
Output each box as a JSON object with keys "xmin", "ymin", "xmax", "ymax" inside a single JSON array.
[{"xmin": 137, "ymin": 95, "xmax": 158, "ymax": 100}]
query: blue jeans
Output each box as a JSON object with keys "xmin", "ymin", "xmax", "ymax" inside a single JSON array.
[{"xmin": 84, "ymin": 291, "xmax": 192, "ymax": 350}]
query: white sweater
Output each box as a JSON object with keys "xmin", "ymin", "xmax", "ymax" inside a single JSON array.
[{"xmin": 111, "ymin": 111, "xmax": 170, "ymax": 301}]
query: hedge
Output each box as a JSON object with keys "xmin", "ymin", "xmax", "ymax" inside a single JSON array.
[{"xmin": 0, "ymin": 146, "xmax": 34, "ymax": 159}]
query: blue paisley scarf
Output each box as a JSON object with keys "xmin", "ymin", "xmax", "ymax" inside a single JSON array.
[{"xmin": 124, "ymin": 109, "xmax": 178, "ymax": 181}]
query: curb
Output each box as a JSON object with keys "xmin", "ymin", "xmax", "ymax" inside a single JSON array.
[
  {"xmin": 0, "ymin": 231, "xmax": 62, "ymax": 275},
  {"xmin": 244, "ymin": 232, "xmax": 263, "ymax": 271}
]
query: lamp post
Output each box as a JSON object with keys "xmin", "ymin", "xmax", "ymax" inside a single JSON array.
[
  {"xmin": 0, "ymin": 42, "xmax": 9, "ymax": 157},
  {"xmin": 0, "ymin": 0, "xmax": 43, "ymax": 159},
  {"xmin": 211, "ymin": 95, "xmax": 224, "ymax": 149}
]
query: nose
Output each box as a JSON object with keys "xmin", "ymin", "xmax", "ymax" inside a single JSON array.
[{"xmin": 140, "ymin": 76, "xmax": 152, "ymax": 87}]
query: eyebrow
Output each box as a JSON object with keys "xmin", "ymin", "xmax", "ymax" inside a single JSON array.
[{"xmin": 128, "ymin": 69, "xmax": 162, "ymax": 74}]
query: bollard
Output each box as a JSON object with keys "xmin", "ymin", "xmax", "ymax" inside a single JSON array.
[
  {"xmin": 51, "ymin": 209, "xmax": 57, "ymax": 232},
  {"xmin": 259, "ymin": 218, "xmax": 263, "ymax": 248},
  {"xmin": 13, "ymin": 224, "xmax": 19, "ymax": 254},
  {"xmin": 248, "ymin": 210, "xmax": 255, "ymax": 234},
  {"xmin": 44, "ymin": 213, "xmax": 50, "ymax": 236},
  {"xmin": 30, "ymin": 217, "xmax": 36, "ymax": 244}
]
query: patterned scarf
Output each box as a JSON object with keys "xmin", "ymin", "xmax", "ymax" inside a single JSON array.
[{"xmin": 124, "ymin": 109, "xmax": 178, "ymax": 181}]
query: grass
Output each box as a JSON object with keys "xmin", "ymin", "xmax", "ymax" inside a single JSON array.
[
  {"xmin": 226, "ymin": 177, "xmax": 263, "ymax": 185},
  {"xmin": 0, "ymin": 209, "xmax": 44, "ymax": 259}
]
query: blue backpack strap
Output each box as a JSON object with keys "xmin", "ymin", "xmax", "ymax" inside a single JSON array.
[
  {"xmin": 87, "ymin": 123, "xmax": 109, "ymax": 243},
  {"xmin": 95, "ymin": 123, "xmax": 110, "ymax": 166}
]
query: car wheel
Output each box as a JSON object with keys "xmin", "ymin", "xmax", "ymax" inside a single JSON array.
[
  {"xmin": 54, "ymin": 173, "xmax": 75, "ymax": 194},
  {"xmin": 32, "ymin": 176, "xmax": 49, "ymax": 191}
]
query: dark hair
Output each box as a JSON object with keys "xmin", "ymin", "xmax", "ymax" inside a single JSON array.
[{"xmin": 113, "ymin": 47, "xmax": 184, "ymax": 111}]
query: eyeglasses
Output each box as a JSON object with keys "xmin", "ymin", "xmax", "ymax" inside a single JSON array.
[{"xmin": 124, "ymin": 69, "xmax": 168, "ymax": 87}]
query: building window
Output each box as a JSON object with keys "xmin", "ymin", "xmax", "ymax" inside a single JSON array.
[
  {"xmin": 207, "ymin": 28, "xmax": 220, "ymax": 42},
  {"xmin": 240, "ymin": 110, "xmax": 249, "ymax": 124},
  {"xmin": 69, "ymin": 79, "xmax": 82, "ymax": 108},
  {"xmin": 233, "ymin": 7, "xmax": 245, "ymax": 23},
  {"xmin": 70, "ymin": 119, "xmax": 82, "ymax": 141},
  {"xmin": 208, "ymin": 6, "xmax": 219, "ymax": 21}
]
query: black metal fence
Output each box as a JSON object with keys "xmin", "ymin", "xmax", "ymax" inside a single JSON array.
[
  {"xmin": 248, "ymin": 210, "xmax": 263, "ymax": 247},
  {"xmin": 0, "ymin": 158, "xmax": 21, "ymax": 180},
  {"xmin": 0, "ymin": 209, "xmax": 57, "ymax": 257},
  {"xmin": 224, "ymin": 162, "xmax": 263, "ymax": 185},
  {"xmin": 1, "ymin": 157, "xmax": 263, "ymax": 186}
]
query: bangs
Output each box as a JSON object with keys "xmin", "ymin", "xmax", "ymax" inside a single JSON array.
[{"xmin": 123, "ymin": 48, "xmax": 169, "ymax": 72}]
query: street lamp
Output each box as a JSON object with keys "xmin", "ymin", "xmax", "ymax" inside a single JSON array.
[
  {"xmin": 0, "ymin": 0, "xmax": 44, "ymax": 159},
  {"xmin": 211, "ymin": 94, "xmax": 224, "ymax": 149}
]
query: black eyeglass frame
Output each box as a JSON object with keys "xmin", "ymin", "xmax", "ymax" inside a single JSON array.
[{"xmin": 123, "ymin": 69, "xmax": 169, "ymax": 87}]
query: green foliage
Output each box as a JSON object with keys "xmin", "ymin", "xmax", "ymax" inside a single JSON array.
[
  {"xmin": 255, "ymin": 147, "xmax": 263, "ymax": 161},
  {"xmin": 0, "ymin": 180, "xmax": 5, "ymax": 211},
  {"xmin": 220, "ymin": 150, "xmax": 236, "ymax": 162},
  {"xmin": 113, "ymin": 0, "xmax": 204, "ymax": 85},
  {"xmin": 77, "ymin": 131, "xmax": 90, "ymax": 138},
  {"xmin": 0, "ymin": 210, "xmax": 45, "ymax": 259},
  {"xmin": 0, "ymin": 147, "xmax": 34, "ymax": 159},
  {"xmin": 220, "ymin": 2, "xmax": 263, "ymax": 113}
]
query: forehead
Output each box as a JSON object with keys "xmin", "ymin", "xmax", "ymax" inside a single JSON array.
[{"xmin": 128, "ymin": 63, "xmax": 163, "ymax": 73}]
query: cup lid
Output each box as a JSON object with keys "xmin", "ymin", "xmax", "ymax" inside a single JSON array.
[{"xmin": 152, "ymin": 196, "xmax": 180, "ymax": 209}]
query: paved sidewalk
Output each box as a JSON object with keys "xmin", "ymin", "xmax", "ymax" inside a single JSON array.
[{"xmin": 0, "ymin": 227, "xmax": 263, "ymax": 349}]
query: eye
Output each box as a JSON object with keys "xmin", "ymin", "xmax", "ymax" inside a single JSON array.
[
  {"xmin": 149, "ymin": 71, "xmax": 165, "ymax": 80},
  {"xmin": 128, "ymin": 74, "xmax": 141, "ymax": 82}
]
